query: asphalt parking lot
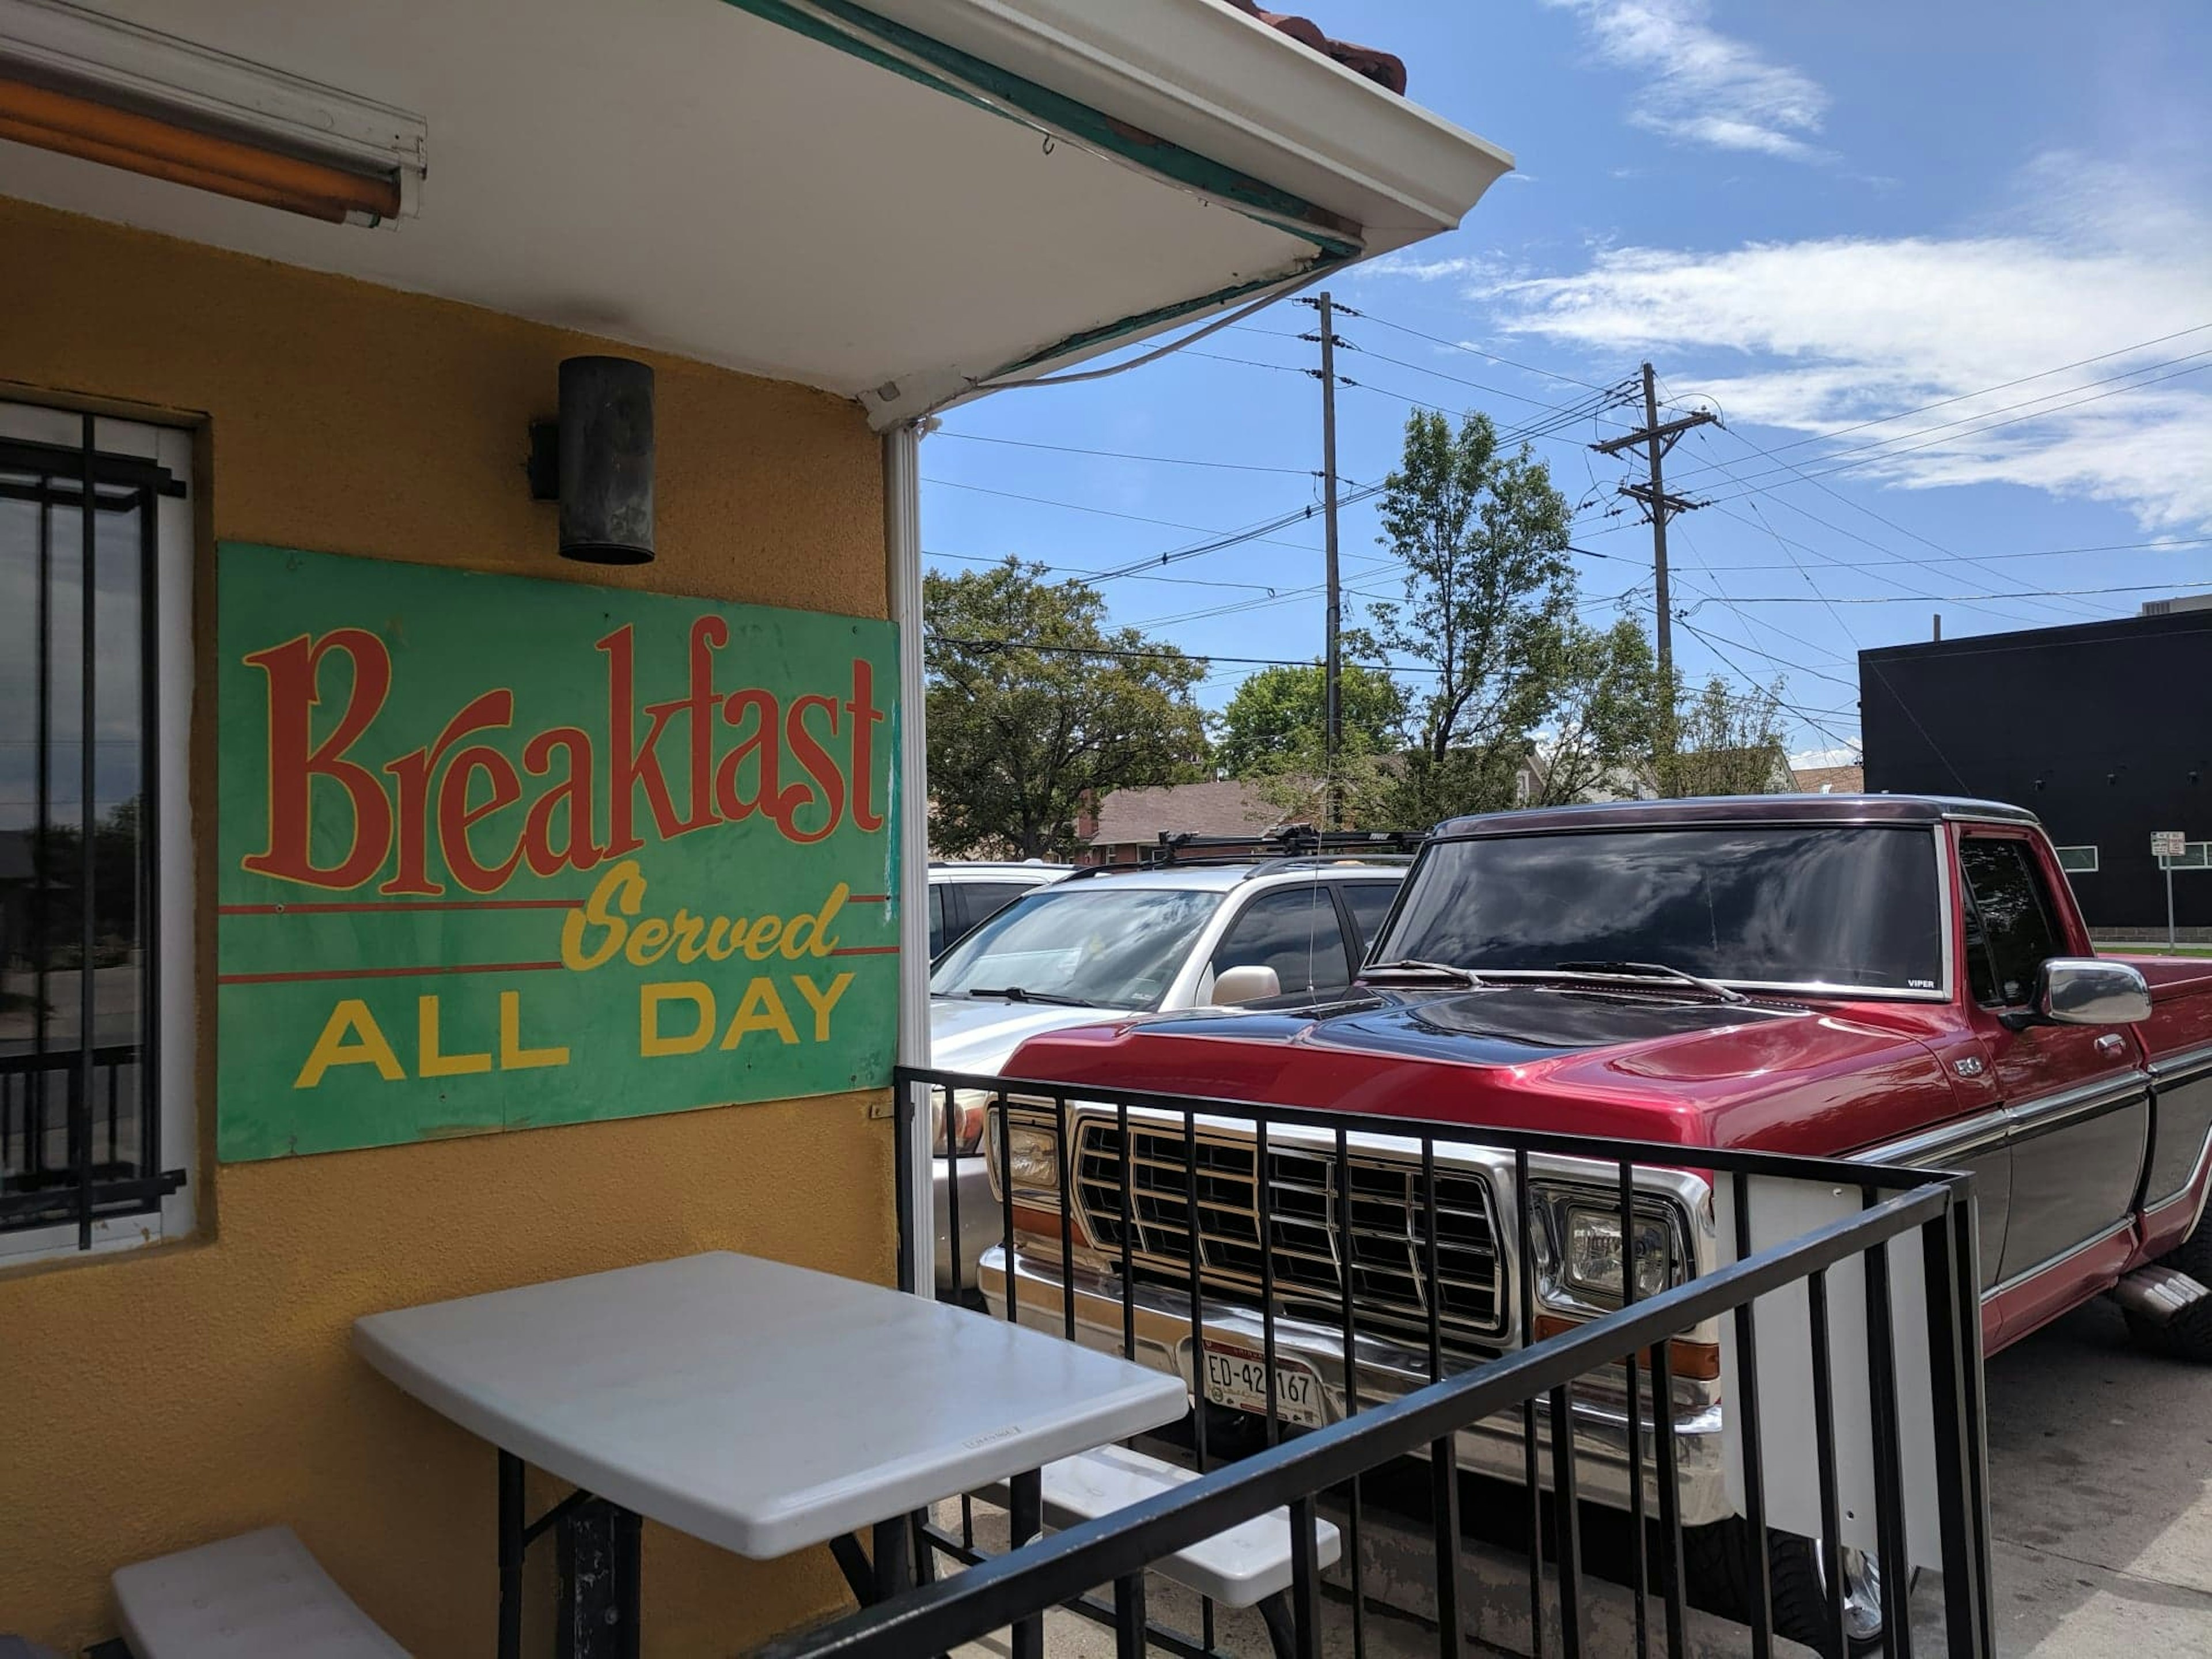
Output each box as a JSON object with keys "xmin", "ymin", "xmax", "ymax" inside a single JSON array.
[
  {"xmin": 1960, "ymin": 1297, "xmax": 2212, "ymax": 1656},
  {"xmin": 950, "ymin": 1297, "xmax": 2212, "ymax": 1658}
]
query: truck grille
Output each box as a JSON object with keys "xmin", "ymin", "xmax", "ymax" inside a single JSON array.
[{"xmin": 1073, "ymin": 1119, "xmax": 1506, "ymax": 1353}]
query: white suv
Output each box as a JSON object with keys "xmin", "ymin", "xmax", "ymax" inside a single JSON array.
[
  {"xmin": 927, "ymin": 851, "xmax": 1410, "ymax": 1290},
  {"xmin": 927, "ymin": 859, "xmax": 1071, "ymax": 959}
]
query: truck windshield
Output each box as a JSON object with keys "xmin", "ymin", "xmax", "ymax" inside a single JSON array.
[
  {"xmin": 931, "ymin": 885, "xmax": 1222, "ymax": 1010},
  {"xmin": 1382, "ymin": 824, "xmax": 1944, "ymax": 993}
]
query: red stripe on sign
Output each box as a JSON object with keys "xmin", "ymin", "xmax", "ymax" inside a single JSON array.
[
  {"xmin": 218, "ymin": 960, "xmax": 566, "ymax": 986},
  {"xmin": 827, "ymin": 945, "xmax": 902, "ymax": 957},
  {"xmin": 219, "ymin": 899, "xmax": 580, "ymax": 915},
  {"xmin": 847, "ymin": 894, "xmax": 889, "ymax": 903}
]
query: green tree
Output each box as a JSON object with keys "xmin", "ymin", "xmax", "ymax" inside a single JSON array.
[
  {"xmin": 1525, "ymin": 617, "xmax": 1668, "ymax": 806},
  {"xmin": 1652, "ymin": 676, "xmax": 1791, "ymax": 798},
  {"xmin": 1357, "ymin": 409, "xmax": 1579, "ymax": 823},
  {"xmin": 926, "ymin": 559, "xmax": 1209, "ymax": 858},
  {"xmin": 1214, "ymin": 654, "xmax": 1407, "ymax": 779}
]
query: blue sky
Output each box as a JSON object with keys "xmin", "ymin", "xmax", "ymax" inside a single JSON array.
[{"xmin": 919, "ymin": 0, "xmax": 2212, "ymax": 763}]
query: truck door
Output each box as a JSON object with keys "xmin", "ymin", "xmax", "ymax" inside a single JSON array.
[{"xmin": 1958, "ymin": 829, "xmax": 2150, "ymax": 1298}]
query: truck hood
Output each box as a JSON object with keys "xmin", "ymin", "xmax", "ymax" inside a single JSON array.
[
  {"xmin": 999, "ymin": 983, "xmax": 1959, "ymax": 1156},
  {"xmin": 929, "ymin": 995, "xmax": 1124, "ymax": 1078}
]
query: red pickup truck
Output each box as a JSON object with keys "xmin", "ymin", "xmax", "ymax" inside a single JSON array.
[{"xmin": 981, "ymin": 794, "xmax": 2212, "ymax": 1652}]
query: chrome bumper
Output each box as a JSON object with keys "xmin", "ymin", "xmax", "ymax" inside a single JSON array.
[{"xmin": 980, "ymin": 1242, "xmax": 1734, "ymax": 1528}]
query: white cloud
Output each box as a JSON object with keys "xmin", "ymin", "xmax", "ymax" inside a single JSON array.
[
  {"xmin": 1545, "ymin": 0, "xmax": 1831, "ymax": 161},
  {"xmin": 1350, "ymin": 252, "xmax": 1508, "ymax": 283},
  {"xmin": 1489, "ymin": 160, "xmax": 2212, "ymax": 530}
]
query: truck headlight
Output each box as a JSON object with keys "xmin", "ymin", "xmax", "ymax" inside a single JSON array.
[
  {"xmin": 1562, "ymin": 1202, "xmax": 1675, "ymax": 1303},
  {"xmin": 1006, "ymin": 1124, "xmax": 1060, "ymax": 1190},
  {"xmin": 1528, "ymin": 1181, "xmax": 1687, "ymax": 1313}
]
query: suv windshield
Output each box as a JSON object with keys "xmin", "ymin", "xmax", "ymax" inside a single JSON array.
[
  {"xmin": 930, "ymin": 885, "xmax": 1222, "ymax": 1010},
  {"xmin": 1382, "ymin": 824, "xmax": 1942, "ymax": 993}
]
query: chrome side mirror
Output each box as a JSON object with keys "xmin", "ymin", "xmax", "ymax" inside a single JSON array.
[
  {"xmin": 1210, "ymin": 964, "xmax": 1282, "ymax": 1007},
  {"xmin": 2019, "ymin": 958, "xmax": 2151, "ymax": 1029}
]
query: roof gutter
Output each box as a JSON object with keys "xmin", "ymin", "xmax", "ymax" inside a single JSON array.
[{"xmin": 728, "ymin": 0, "xmax": 1511, "ymax": 427}]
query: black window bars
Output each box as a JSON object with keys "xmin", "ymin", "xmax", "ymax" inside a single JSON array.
[
  {"xmin": 0, "ymin": 421, "xmax": 187, "ymax": 1249},
  {"xmin": 816, "ymin": 1063, "xmax": 1998, "ymax": 1659}
]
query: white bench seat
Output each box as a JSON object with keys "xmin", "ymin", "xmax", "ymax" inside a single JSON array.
[
  {"xmin": 976, "ymin": 1442, "xmax": 1341, "ymax": 1607},
  {"xmin": 112, "ymin": 1526, "xmax": 408, "ymax": 1658}
]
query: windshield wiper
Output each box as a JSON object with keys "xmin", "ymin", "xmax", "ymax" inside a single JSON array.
[
  {"xmin": 1361, "ymin": 959, "xmax": 1487, "ymax": 988},
  {"xmin": 1552, "ymin": 960, "xmax": 1748, "ymax": 1005},
  {"xmin": 959, "ymin": 986, "xmax": 1096, "ymax": 1007}
]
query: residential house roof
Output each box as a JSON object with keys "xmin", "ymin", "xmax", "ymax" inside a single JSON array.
[
  {"xmin": 1793, "ymin": 763, "xmax": 1867, "ymax": 795},
  {"xmin": 1087, "ymin": 779, "xmax": 1290, "ymax": 847}
]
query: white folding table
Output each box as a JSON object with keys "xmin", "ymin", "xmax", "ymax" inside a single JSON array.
[{"xmin": 353, "ymin": 1250, "xmax": 1188, "ymax": 1657}]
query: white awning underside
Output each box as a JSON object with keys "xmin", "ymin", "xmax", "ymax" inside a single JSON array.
[{"xmin": 0, "ymin": 0, "xmax": 1512, "ymax": 425}]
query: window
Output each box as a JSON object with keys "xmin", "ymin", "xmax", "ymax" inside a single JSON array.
[
  {"xmin": 1, "ymin": 404, "xmax": 192, "ymax": 1257},
  {"xmin": 958, "ymin": 882, "xmax": 1035, "ymax": 933},
  {"xmin": 1212, "ymin": 885, "xmax": 1351, "ymax": 997},
  {"xmin": 2055, "ymin": 846, "xmax": 2099, "ymax": 873},
  {"xmin": 927, "ymin": 884, "xmax": 947, "ymax": 959},
  {"xmin": 932, "ymin": 885, "xmax": 1218, "ymax": 1011},
  {"xmin": 1387, "ymin": 825, "xmax": 1945, "ymax": 993},
  {"xmin": 1340, "ymin": 881, "xmax": 1400, "ymax": 960},
  {"xmin": 1959, "ymin": 838, "xmax": 2061, "ymax": 1008}
]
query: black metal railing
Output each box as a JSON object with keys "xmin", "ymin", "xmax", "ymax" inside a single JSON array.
[
  {"xmin": 829, "ymin": 1064, "xmax": 1996, "ymax": 1659},
  {"xmin": 1, "ymin": 424, "xmax": 187, "ymax": 1248}
]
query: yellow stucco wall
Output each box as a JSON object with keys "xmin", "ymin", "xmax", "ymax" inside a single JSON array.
[{"xmin": 0, "ymin": 195, "xmax": 896, "ymax": 1657}]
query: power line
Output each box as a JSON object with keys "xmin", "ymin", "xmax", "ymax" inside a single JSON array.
[
  {"xmin": 1677, "ymin": 533, "xmax": 2212, "ymax": 573},
  {"xmin": 1668, "ymin": 588, "xmax": 1860, "ymax": 691},
  {"xmin": 1656, "ymin": 320, "xmax": 2212, "ymax": 479},
  {"xmin": 925, "ymin": 631, "xmax": 1456, "ymax": 676},
  {"xmin": 1679, "ymin": 579, "xmax": 2180, "ymax": 604},
  {"xmin": 1306, "ymin": 309, "xmax": 1619, "ymax": 392},
  {"xmin": 1183, "ymin": 349, "xmax": 1626, "ymax": 450},
  {"xmin": 1332, "ymin": 341, "xmax": 1614, "ymax": 412},
  {"xmin": 1695, "ymin": 350, "xmax": 2212, "ymax": 501},
  {"xmin": 1084, "ymin": 483, "xmax": 1390, "ymax": 584},
  {"xmin": 1703, "ymin": 418, "xmax": 2116, "ymax": 622},
  {"xmin": 927, "ymin": 477, "xmax": 1310, "ymax": 540},
  {"xmin": 924, "ymin": 548, "xmax": 1291, "ymax": 594},
  {"xmin": 1685, "ymin": 422, "xmax": 2099, "ymax": 627},
  {"xmin": 1670, "ymin": 619, "xmax": 1862, "ymax": 752},
  {"xmin": 927, "ymin": 430, "xmax": 1320, "ymax": 478}
]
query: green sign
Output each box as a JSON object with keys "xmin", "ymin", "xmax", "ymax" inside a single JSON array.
[{"xmin": 216, "ymin": 543, "xmax": 900, "ymax": 1161}]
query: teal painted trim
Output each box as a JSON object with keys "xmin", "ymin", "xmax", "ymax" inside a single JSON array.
[
  {"xmin": 719, "ymin": 0, "xmax": 1361, "ymax": 257},
  {"xmin": 983, "ymin": 256, "xmax": 1346, "ymax": 384},
  {"xmin": 726, "ymin": 0, "xmax": 1002, "ymax": 122}
]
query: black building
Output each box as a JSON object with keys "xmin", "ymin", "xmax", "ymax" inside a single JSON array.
[{"xmin": 1861, "ymin": 608, "xmax": 2212, "ymax": 935}]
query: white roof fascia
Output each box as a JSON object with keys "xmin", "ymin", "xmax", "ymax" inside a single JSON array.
[{"xmin": 865, "ymin": 0, "xmax": 1514, "ymax": 245}]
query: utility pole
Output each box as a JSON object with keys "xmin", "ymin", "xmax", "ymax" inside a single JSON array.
[
  {"xmin": 1589, "ymin": 363, "xmax": 1715, "ymax": 685},
  {"xmin": 1299, "ymin": 291, "xmax": 1350, "ymax": 827}
]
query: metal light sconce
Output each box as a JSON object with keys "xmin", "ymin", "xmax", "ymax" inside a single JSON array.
[{"xmin": 527, "ymin": 356, "xmax": 656, "ymax": 564}]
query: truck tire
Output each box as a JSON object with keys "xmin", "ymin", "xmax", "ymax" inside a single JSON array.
[
  {"xmin": 1685, "ymin": 1518, "xmax": 1884, "ymax": 1657},
  {"xmin": 2126, "ymin": 1214, "xmax": 2212, "ymax": 1361}
]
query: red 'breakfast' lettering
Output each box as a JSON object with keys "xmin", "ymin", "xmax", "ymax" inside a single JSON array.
[{"xmin": 241, "ymin": 618, "xmax": 886, "ymax": 892}]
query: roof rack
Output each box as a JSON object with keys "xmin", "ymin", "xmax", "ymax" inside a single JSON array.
[{"xmin": 1066, "ymin": 824, "xmax": 1426, "ymax": 879}]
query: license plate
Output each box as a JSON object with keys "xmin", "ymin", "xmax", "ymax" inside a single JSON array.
[{"xmin": 1201, "ymin": 1340, "xmax": 1324, "ymax": 1429}]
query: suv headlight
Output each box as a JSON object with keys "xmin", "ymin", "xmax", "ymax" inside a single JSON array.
[
  {"xmin": 930, "ymin": 1088, "xmax": 992, "ymax": 1157},
  {"xmin": 1528, "ymin": 1181, "xmax": 1687, "ymax": 1313}
]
